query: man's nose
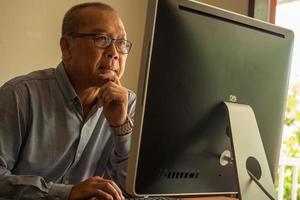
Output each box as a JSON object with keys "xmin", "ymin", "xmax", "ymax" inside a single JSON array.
[{"xmin": 104, "ymin": 43, "xmax": 119, "ymax": 59}]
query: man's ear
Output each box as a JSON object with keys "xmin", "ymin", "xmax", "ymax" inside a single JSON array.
[{"xmin": 60, "ymin": 36, "xmax": 72, "ymax": 61}]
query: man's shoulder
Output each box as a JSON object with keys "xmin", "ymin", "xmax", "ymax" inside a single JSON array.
[{"xmin": 5, "ymin": 68, "xmax": 57, "ymax": 87}]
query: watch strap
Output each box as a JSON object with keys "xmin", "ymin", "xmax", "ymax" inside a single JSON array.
[{"xmin": 112, "ymin": 116, "xmax": 133, "ymax": 136}]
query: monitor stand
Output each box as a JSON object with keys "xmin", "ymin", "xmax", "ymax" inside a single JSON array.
[{"xmin": 223, "ymin": 102, "xmax": 276, "ymax": 200}]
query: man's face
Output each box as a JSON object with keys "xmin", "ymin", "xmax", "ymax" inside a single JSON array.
[{"xmin": 64, "ymin": 8, "xmax": 128, "ymax": 87}]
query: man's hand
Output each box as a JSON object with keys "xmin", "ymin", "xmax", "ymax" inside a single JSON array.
[
  {"xmin": 98, "ymin": 73, "xmax": 128, "ymax": 127},
  {"xmin": 68, "ymin": 176, "xmax": 125, "ymax": 200}
]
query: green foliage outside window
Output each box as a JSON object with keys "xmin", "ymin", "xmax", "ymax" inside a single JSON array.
[{"xmin": 275, "ymin": 84, "xmax": 300, "ymax": 200}]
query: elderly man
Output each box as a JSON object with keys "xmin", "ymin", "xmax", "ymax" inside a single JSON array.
[{"xmin": 0, "ymin": 2, "xmax": 134, "ymax": 200}]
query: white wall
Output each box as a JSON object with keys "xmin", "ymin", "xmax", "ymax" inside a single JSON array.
[
  {"xmin": 0, "ymin": 0, "xmax": 250, "ymax": 92},
  {"xmin": 0, "ymin": 0, "xmax": 148, "ymax": 92},
  {"xmin": 197, "ymin": 0, "xmax": 249, "ymax": 15}
]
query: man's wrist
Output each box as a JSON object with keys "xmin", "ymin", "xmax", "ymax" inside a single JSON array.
[{"xmin": 111, "ymin": 115, "xmax": 133, "ymax": 136}]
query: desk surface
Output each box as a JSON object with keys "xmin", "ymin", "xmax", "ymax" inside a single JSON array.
[{"xmin": 184, "ymin": 196, "xmax": 238, "ymax": 200}]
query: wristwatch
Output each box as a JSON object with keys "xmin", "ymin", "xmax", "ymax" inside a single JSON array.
[{"xmin": 112, "ymin": 116, "xmax": 133, "ymax": 136}]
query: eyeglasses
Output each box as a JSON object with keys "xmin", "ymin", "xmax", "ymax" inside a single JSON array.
[{"xmin": 68, "ymin": 32, "xmax": 132, "ymax": 54}]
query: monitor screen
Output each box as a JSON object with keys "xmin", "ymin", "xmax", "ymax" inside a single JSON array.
[{"xmin": 125, "ymin": 0, "xmax": 294, "ymax": 197}]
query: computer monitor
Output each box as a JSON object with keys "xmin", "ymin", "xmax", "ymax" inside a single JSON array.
[{"xmin": 125, "ymin": 0, "xmax": 294, "ymax": 197}]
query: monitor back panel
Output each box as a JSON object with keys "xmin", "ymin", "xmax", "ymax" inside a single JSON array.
[{"xmin": 126, "ymin": 0, "xmax": 294, "ymax": 196}]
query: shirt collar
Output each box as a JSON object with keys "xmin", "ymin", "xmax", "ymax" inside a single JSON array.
[{"xmin": 55, "ymin": 62, "xmax": 78, "ymax": 103}]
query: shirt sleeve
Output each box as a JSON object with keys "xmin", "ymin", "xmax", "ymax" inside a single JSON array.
[
  {"xmin": 0, "ymin": 83, "xmax": 72, "ymax": 200},
  {"xmin": 109, "ymin": 90, "xmax": 136, "ymax": 188}
]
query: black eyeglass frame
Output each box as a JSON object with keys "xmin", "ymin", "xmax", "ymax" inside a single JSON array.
[{"xmin": 68, "ymin": 32, "xmax": 132, "ymax": 54}]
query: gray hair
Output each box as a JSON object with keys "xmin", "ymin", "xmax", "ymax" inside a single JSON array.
[{"xmin": 62, "ymin": 2, "xmax": 115, "ymax": 35}]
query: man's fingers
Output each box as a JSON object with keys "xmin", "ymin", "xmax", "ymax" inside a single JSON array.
[
  {"xmin": 101, "ymin": 88, "xmax": 125, "ymax": 104},
  {"xmin": 114, "ymin": 75, "xmax": 121, "ymax": 85},
  {"xmin": 98, "ymin": 84, "xmax": 127, "ymax": 105},
  {"xmin": 96, "ymin": 75, "xmax": 128, "ymax": 127},
  {"xmin": 98, "ymin": 73, "xmax": 121, "ymax": 86},
  {"xmin": 107, "ymin": 179, "xmax": 124, "ymax": 200},
  {"xmin": 94, "ymin": 189, "xmax": 114, "ymax": 200},
  {"xmin": 96, "ymin": 179, "xmax": 124, "ymax": 200},
  {"xmin": 98, "ymin": 81, "xmax": 122, "ymax": 100},
  {"xmin": 69, "ymin": 176, "xmax": 124, "ymax": 200},
  {"xmin": 88, "ymin": 198, "xmax": 98, "ymax": 200}
]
